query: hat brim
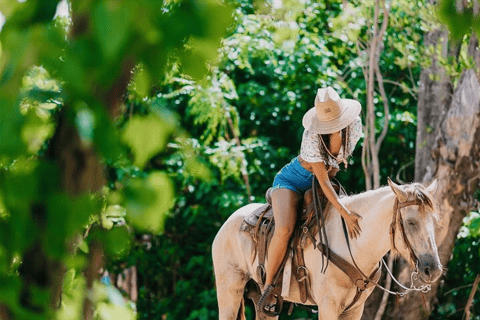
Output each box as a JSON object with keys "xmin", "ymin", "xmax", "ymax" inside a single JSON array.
[{"xmin": 302, "ymin": 99, "xmax": 361, "ymax": 134}]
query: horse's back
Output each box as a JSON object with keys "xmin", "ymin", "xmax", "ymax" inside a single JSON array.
[{"xmin": 213, "ymin": 203, "xmax": 263, "ymax": 252}]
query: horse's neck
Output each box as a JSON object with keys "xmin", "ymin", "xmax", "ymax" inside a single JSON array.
[{"xmin": 332, "ymin": 187, "xmax": 396, "ymax": 273}]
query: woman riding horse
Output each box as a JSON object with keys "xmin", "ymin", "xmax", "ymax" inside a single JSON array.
[{"xmin": 260, "ymin": 87, "xmax": 364, "ymax": 316}]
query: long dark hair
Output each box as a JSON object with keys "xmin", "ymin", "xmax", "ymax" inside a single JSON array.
[{"xmin": 318, "ymin": 126, "xmax": 350, "ymax": 170}]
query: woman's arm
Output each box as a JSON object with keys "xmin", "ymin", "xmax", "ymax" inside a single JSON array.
[{"xmin": 310, "ymin": 161, "xmax": 362, "ymax": 239}]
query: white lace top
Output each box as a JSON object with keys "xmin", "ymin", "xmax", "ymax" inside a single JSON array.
[{"xmin": 300, "ymin": 116, "xmax": 363, "ymax": 168}]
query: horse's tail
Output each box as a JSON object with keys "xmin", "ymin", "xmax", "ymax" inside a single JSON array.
[{"xmin": 236, "ymin": 298, "xmax": 246, "ymax": 320}]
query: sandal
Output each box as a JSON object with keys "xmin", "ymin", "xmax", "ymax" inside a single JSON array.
[{"xmin": 258, "ymin": 284, "xmax": 282, "ymax": 317}]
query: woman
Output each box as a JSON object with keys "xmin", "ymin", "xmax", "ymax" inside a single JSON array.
[{"xmin": 259, "ymin": 86, "xmax": 363, "ymax": 315}]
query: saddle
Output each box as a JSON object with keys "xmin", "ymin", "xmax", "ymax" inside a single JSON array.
[{"xmin": 240, "ymin": 184, "xmax": 335, "ymax": 308}]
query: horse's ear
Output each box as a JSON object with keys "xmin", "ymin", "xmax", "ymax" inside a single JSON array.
[
  {"xmin": 387, "ymin": 177, "xmax": 408, "ymax": 203},
  {"xmin": 425, "ymin": 179, "xmax": 439, "ymax": 195}
]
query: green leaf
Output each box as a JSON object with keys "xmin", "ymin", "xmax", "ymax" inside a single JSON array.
[
  {"xmin": 93, "ymin": 1, "xmax": 132, "ymax": 61},
  {"xmin": 132, "ymin": 67, "xmax": 151, "ymax": 97},
  {"xmin": 121, "ymin": 114, "xmax": 176, "ymax": 169},
  {"xmin": 469, "ymin": 217, "xmax": 480, "ymax": 237},
  {"xmin": 437, "ymin": 0, "xmax": 473, "ymax": 40},
  {"xmin": 0, "ymin": 99, "xmax": 25, "ymax": 158},
  {"xmin": 104, "ymin": 226, "xmax": 131, "ymax": 259},
  {"xmin": 46, "ymin": 193, "xmax": 101, "ymax": 258},
  {"xmin": 124, "ymin": 172, "xmax": 174, "ymax": 233},
  {"xmin": 92, "ymin": 105, "xmax": 124, "ymax": 161}
]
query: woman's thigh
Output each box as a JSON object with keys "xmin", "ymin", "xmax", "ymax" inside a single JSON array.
[{"xmin": 271, "ymin": 188, "xmax": 302, "ymax": 231}]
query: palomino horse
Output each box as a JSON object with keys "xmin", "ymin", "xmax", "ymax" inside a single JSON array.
[{"xmin": 212, "ymin": 179, "xmax": 442, "ymax": 319}]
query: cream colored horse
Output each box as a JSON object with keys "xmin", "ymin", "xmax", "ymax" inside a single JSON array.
[{"xmin": 212, "ymin": 179, "xmax": 442, "ymax": 320}]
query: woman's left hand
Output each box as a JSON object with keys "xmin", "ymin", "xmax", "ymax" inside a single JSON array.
[{"xmin": 341, "ymin": 209, "xmax": 362, "ymax": 239}]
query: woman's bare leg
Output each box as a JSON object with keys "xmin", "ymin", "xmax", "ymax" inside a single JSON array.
[{"xmin": 264, "ymin": 188, "xmax": 302, "ymax": 288}]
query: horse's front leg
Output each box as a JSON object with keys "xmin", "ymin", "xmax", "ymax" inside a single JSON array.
[
  {"xmin": 338, "ymin": 304, "xmax": 364, "ymax": 320},
  {"xmin": 316, "ymin": 297, "xmax": 342, "ymax": 320},
  {"xmin": 311, "ymin": 285, "xmax": 344, "ymax": 320}
]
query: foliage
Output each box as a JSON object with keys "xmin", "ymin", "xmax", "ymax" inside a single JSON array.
[
  {"xmin": 122, "ymin": 0, "xmax": 434, "ymax": 319},
  {"xmin": 1, "ymin": 0, "xmax": 478, "ymax": 320},
  {"xmin": 430, "ymin": 211, "xmax": 480, "ymax": 320},
  {"xmin": 0, "ymin": 0, "xmax": 233, "ymax": 319},
  {"xmin": 437, "ymin": 0, "xmax": 480, "ymax": 40}
]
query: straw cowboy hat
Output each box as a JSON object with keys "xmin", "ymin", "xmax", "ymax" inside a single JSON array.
[{"xmin": 302, "ymin": 87, "xmax": 361, "ymax": 134}]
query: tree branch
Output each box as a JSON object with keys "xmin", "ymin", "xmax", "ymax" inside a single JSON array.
[
  {"xmin": 464, "ymin": 273, "xmax": 480, "ymax": 320},
  {"xmin": 225, "ymin": 107, "xmax": 252, "ymax": 201},
  {"xmin": 374, "ymin": 63, "xmax": 390, "ymax": 152}
]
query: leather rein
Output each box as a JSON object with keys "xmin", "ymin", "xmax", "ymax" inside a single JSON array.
[
  {"xmin": 308, "ymin": 178, "xmax": 432, "ymax": 313},
  {"xmin": 340, "ymin": 196, "xmax": 432, "ymax": 297}
]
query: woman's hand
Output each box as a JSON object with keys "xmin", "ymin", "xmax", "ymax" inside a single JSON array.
[
  {"xmin": 340, "ymin": 208, "xmax": 362, "ymax": 239},
  {"xmin": 309, "ymin": 161, "xmax": 362, "ymax": 239}
]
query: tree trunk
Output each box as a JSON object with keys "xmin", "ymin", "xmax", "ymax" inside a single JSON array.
[
  {"xmin": 388, "ymin": 68, "xmax": 480, "ymax": 320},
  {"xmin": 363, "ymin": 23, "xmax": 480, "ymax": 318},
  {"xmin": 385, "ymin": 66, "xmax": 480, "ymax": 320}
]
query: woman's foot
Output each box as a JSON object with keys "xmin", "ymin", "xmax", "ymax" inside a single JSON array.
[{"xmin": 258, "ymin": 284, "xmax": 281, "ymax": 317}]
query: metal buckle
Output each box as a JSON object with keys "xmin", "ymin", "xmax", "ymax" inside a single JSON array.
[{"xmin": 297, "ymin": 266, "xmax": 309, "ymax": 282}]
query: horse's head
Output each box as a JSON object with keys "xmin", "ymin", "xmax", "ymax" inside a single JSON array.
[{"xmin": 387, "ymin": 178, "xmax": 442, "ymax": 284}]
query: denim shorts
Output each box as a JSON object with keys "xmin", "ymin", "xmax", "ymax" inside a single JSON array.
[{"xmin": 272, "ymin": 157, "xmax": 314, "ymax": 194}]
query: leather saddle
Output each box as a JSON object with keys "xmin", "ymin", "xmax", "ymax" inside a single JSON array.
[{"xmin": 240, "ymin": 184, "xmax": 337, "ymax": 309}]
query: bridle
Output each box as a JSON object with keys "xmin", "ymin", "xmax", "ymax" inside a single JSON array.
[
  {"xmin": 300, "ymin": 183, "xmax": 433, "ymax": 314},
  {"xmin": 390, "ymin": 198, "xmax": 424, "ymax": 266},
  {"xmin": 340, "ymin": 194, "xmax": 432, "ymax": 297}
]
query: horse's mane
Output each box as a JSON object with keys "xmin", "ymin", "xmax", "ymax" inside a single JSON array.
[
  {"xmin": 400, "ymin": 182, "xmax": 439, "ymax": 221},
  {"xmin": 342, "ymin": 182, "xmax": 439, "ymax": 220}
]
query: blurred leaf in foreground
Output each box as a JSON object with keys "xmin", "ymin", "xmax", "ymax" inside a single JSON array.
[
  {"xmin": 124, "ymin": 171, "xmax": 174, "ymax": 233},
  {"xmin": 121, "ymin": 114, "xmax": 176, "ymax": 169}
]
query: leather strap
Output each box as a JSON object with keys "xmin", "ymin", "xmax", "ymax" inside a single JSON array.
[
  {"xmin": 256, "ymin": 219, "xmax": 269, "ymax": 285},
  {"xmin": 294, "ymin": 235, "xmax": 308, "ymax": 303},
  {"xmin": 316, "ymin": 241, "xmax": 372, "ymax": 291},
  {"xmin": 343, "ymin": 262, "xmax": 382, "ymax": 312},
  {"xmin": 390, "ymin": 199, "xmax": 422, "ymax": 264},
  {"xmin": 313, "ymin": 177, "xmax": 330, "ymax": 273}
]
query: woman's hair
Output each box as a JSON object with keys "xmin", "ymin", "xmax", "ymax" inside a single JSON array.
[{"xmin": 318, "ymin": 126, "xmax": 351, "ymax": 170}]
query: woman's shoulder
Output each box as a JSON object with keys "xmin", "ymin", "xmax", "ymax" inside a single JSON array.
[{"xmin": 302, "ymin": 128, "xmax": 320, "ymax": 142}]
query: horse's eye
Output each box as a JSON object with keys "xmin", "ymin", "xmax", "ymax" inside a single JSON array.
[{"xmin": 407, "ymin": 220, "xmax": 417, "ymax": 228}]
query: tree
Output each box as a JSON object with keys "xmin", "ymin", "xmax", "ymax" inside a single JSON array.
[
  {"xmin": 0, "ymin": 1, "xmax": 232, "ymax": 319},
  {"xmin": 380, "ymin": 0, "xmax": 480, "ymax": 318}
]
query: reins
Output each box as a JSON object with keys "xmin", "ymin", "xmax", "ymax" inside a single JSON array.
[
  {"xmin": 340, "ymin": 195, "xmax": 432, "ymax": 297},
  {"xmin": 310, "ymin": 177, "xmax": 432, "ymax": 305}
]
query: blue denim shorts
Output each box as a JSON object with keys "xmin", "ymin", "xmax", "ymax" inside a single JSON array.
[{"xmin": 272, "ymin": 157, "xmax": 314, "ymax": 194}]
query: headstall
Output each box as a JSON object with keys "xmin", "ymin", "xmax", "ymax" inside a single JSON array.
[{"xmin": 389, "ymin": 198, "xmax": 425, "ymax": 266}]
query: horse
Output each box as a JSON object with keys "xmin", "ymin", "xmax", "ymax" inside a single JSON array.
[{"xmin": 212, "ymin": 178, "xmax": 442, "ymax": 320}]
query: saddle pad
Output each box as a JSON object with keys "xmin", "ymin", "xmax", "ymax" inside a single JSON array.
[{"xmin": 244, "ymin": 203, "xmax": 272, "ymax": 226}]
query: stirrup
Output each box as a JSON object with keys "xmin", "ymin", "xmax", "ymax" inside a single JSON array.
[{"xmin": 258, "ymin": 284, "xmax": 281, "ymax": 317}]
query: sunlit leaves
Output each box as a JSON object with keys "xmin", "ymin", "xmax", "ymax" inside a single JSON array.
[
  {"xmin": 121, "ymin": 114, "xmax": 176, "ymax": 169},
  {"xmin": 130, "ymin": 66, "xmax": 151, "ymax": 98},
  {"xmin": 21, "ymin": 110, "xmax": 55, "ymax": 154},
  {"xmin": 92, "ymin": 282, "xmax": 136, "ymax": 320},
  {"xmin": 0, "ymin": 0, "xmax": 236, "ymax": 318},
  {"xmin": 57, "ymin": 275, "xmax": 135, "ymax": 320},
  {"xmin": 100, "ymin": 205, "xmax": 126, "ymax": 230},
  {"xmin": 124, "ymin": 172, "xmax": 174, "ymax": 233}
]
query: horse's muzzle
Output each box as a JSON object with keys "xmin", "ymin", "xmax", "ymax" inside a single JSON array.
[{"xmin": 418, "ymin": 254, "xmax": 442, "ymax": 283}]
